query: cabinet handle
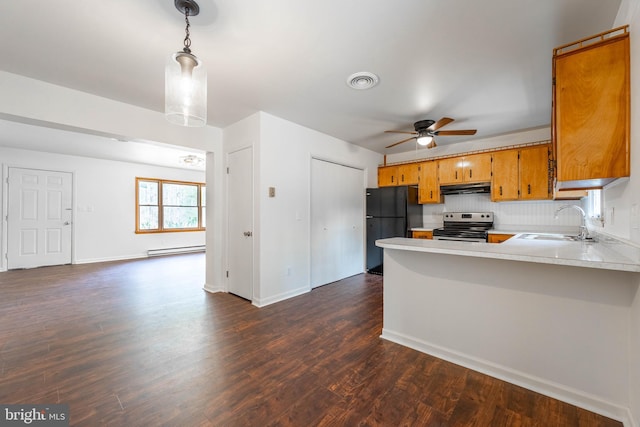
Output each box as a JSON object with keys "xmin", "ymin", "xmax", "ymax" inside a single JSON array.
[
  {"xmin": 528, "ymin": 184, "xmax": 531, "ymax": 195},
  {"xmin": 499, "ymin": 186, "xmax": 503, "ymax": 196},
  {"xmin": 455, "ymin": 171, "xmax": 458, "ymax": 180},
  {"xmin": 391, "ymin": 176, "xmax": 394, "ymax": 183},
  {"xmin": 402, "ymin": 174, "xmax": 405, "ymax": 182},
  {"xmin": 430, "ymin": 190, "xmax": 433, "ymax": 199},
  {"xmin": 469, "ymin": 169, "xmax": 473, "ymax": 179}
]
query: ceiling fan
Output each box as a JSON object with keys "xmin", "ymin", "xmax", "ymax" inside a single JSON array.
[{"xmin": 384, "ymin": 117, "xmax": 477, "ymax": 149}]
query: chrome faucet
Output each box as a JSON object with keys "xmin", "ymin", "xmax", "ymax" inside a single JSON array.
[{"xmin": 554, "ymin": 205, "xmax": 589, "ymax": 240}]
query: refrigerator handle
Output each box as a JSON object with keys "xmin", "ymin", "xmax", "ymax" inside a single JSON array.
[{"xmin": 366, "ymin": 215, "xmax": 374, "ymax": 219}]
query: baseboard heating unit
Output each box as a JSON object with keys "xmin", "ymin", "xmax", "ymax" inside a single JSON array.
[{"xmin": 147, "ymin": 245, "xmax": 205, "ymax": 257}]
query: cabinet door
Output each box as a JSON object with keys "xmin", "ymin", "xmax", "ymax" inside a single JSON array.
[
  {"xmin": 488, "ymin": 233, "xmax": 514, "ymax": 244},
  {"xmin": 378, "ymin": 166, "xmax": 398, "ymax": 187},
  {"xmin": 520, "ymin": 145, "xmax": 550, "ymax": 200},
  {"xmin": 418, "ymin": 161, "xmax": 442, "ymax": 204},
  {"xmin": 412, "ymin": 230, "xmax": 433, "ymax": 239},
  {"xmin": 465, "ymin": 153, "xmax": 492, "ymax": 183},
  {"xmin": 554, "ymin": 33, "xmax": 630, "ymax": 184},
  {"xmin": 438, "ymin": 157, "xmax": 464, "ymax": 184},
  {"xmin": 491, "ymin": 149, "xmax": 519, "ymax": 201},
  {"xmin": 397, "ymin": 163, "xmax": 420, "ymax": 185}
]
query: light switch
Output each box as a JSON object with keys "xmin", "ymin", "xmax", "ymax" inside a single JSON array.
[{"xmin": 268, "ymin": 187, "xmax": 276, "ymax": 197}]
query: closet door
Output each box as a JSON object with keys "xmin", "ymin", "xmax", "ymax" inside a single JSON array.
[{"xmin": 311, "ymin": 159, "xmax": 364, "ymax": 288}]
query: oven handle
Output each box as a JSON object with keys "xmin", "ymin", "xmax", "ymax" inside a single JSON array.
[{"xmin": 432, "ymin": 236, "xmax": 487, "ymax": 243}]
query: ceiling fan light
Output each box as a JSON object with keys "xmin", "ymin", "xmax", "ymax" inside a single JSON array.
[{"xmin": 416, "ymin": 135, "xmax": 432, "ymax": 146}]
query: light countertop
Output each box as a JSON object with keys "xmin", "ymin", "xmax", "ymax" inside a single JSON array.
[
  {"xmin": 377, "ymin": 234, "xmax": 640, "ymax": 272},
  {"xmin": 411, "ymin": 225, "xmax": 581, "ymax": 235}
]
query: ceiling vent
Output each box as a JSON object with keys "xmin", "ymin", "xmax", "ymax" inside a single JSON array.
[{"xmin": 346, "ymin": 72, "xmax": 379, "ymax": 90}]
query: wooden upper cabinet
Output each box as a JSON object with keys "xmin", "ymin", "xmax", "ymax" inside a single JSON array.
[
  {"xmin": 491, "ymin": 149, "xmax": 519, "ymax": 201},
  {"xmin": 440, "ymin": 153, "xmax": 492, "ymax": 185},
  {"xmin": 378, "ymin": 166, "xmax": 398, "ymax": 187},
  {"xmin": 553, "ymin": 26, "xmax": 630, "ymax": 189},
  {"xmin": 464, "ymin": 153, "xmax": 492, "ymax": 183},
  {"xmin": 491, "ymin": 145, "xmax": 551, "ymax": 202},
  {"xmin": 397, "ymin": 163, "xmax": 420, "ymax": 185},
  {"xmin": 418, "ymin": 161, "xmax": 443, "ymax": 204},
  {"xmin": 438, "ymin": 157, "xmax": 464, "ymax": 184},
  {"xmin": 520, "ymin": 145, "xmax": 551, "ymax": 200}
]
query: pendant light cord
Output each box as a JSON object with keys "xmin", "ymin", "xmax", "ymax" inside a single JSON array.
[{"xmin": 183, "ymin": 7, "xmax": 192, "ymax": 53}]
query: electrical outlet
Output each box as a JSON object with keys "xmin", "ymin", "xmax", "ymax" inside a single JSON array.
[
  {"xmin": 606, "ymin": 207, "xmax": 615, "ymax": 226},
  {"xmin": 268, "ymin": 187, "xmax": 276, "ymax": 197}
]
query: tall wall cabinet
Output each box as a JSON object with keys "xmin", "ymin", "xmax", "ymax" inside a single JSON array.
[{"xmin": 553, "ymin": 26, "xmax": 630, "ymax": 189}]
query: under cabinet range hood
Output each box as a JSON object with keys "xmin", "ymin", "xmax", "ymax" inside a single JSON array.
[{"xmin": 440, "ymin": 182, "xmax": 491, "ymax": 195}]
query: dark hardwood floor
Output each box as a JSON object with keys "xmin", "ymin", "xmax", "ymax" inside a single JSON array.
[{"xmin": 0, "ymin": 254, "xmax": 622, "ymax": 426}]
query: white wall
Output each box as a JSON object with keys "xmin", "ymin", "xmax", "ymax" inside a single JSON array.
[
  {"xmin": 385, "ymin": 127, "xmax": 551, "ymax": 165},
  {"xmin": 422, "ymin": 194, "xmax": 583, "ymax": 232},
  {"xmin": 606, "ymin": 3, "xmax": 640, "ymax": 246},
  {"xmin": 614, "ymin": 2, "xmax": 640, "ymax": 426},
  {"xmin": 0, "ymin": 71, "xmax": 225, "ymax": 289},
  {"xmin": 0, "ymin": 71, "xmax": 219, "ymax": 152},
  {"xmin": 218, "ymin": 113, "xmax": 261, "ymax": 297},
  {"xmin": 257, "ymin": 112, "xmax": 381, "ymax": 306},
  {"xmin": 0, "ymin": 146, "xmax": 205, "ymax": 268},
  {"xmin": 382, "ymin": 248, "xmax": 636, "ymax": 423},
  {"xmin": 221, "ymin": 112, "xmax": 382, "ymax": 306},
  {"xmin": 385, "ymin": 127, "xmax": 583, "ymax": 231}
]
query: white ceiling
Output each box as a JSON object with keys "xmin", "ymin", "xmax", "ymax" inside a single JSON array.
[{"xmin": 0, "ymin": 0, "xmax": 622, "ymax": 156}]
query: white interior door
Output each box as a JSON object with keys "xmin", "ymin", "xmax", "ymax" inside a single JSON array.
[
  {"xmin": 227, "ymin": 147, "xmax": 253, "ymax": 300},
  {"xmin": 311, "ymin": 159, "xmax": 364, "ymax": 288},
  {"xmin": 7, "ymin": 168, "xmax": 73, "ymax": 269}
]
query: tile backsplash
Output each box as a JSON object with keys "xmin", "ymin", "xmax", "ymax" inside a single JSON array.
[{"xmin": 422, "ymin": 194, "xmax": 584, "ymax": 229}]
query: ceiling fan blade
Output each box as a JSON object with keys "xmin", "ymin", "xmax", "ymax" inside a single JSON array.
[
  {"xmin": 384, "ymin": 130, "xmax": 417, "ymax": 135},
  {"xmin": 434, "ymin": 129, "xmax": 477, "ymax": 136},
  {"xmin": 429, "ymin": 117, "xmax": 454, "ymax": 132},
  {"xmin": 385, "ymin": 136, "xmax": 416, "ymax": 148}
]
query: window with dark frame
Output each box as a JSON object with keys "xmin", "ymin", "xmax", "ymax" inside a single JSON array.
[{"xmin": 136, "ymin": 177, "xmax": 206, "ymax": 233}]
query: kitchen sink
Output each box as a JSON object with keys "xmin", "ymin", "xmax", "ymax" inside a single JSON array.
[{"xmin": 517, "ymin": 233, "xmax": 579, "ymax": 241}]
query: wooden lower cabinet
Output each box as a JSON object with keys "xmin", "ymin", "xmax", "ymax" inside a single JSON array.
[
  {"xmin": 488, "ymin": 233, "xmax": 515, "ymax": 244},
  {"xmin": 412, "ymin": 230, "xmax": 433, "ymax": 239}
]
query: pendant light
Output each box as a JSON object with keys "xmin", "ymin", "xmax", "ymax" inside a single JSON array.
[{"xmin": 165, "ymin": 0, "xmax": 207, "ymax": 127}]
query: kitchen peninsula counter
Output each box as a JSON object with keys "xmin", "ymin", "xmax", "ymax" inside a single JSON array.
[
  {"xmin": 375, "ymin": 235, "xmax": 640, "ymax": 423},
  {"xmin": 377, "ymin": 234, "xmax": 640, "ymax": 272}
]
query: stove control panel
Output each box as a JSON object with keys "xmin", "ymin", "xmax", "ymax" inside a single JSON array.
[{"xmin": 443, "ymin": 212, "xmax": 494, "ymax": 223}]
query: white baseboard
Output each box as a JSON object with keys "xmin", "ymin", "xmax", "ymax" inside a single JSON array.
[
  {"xmin": 252, "ymin": 285, "xmax": 310, "ymax": 307},
  {"xmin": 74, "ymin": 254, "xmax": 147, "ymax": 264},
  {"xmin": 203, "ymin": 282, "xmax": 224, "ymax": 293},
  {"xmin": 381, "ymin": 328, "xmax": 632, "ymax": 426}
]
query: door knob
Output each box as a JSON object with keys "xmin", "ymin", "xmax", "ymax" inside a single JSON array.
[
  {"xmin": 63, "ymin": 221, "xmax": 71, "ymax": 226},
  {"xmin": 243, "ymin": 231, "xmax": 252, "ymax": 237}
]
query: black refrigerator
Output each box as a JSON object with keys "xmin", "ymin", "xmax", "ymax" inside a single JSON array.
[{"xmin": 366, "ymin": 186, "xmax": 423, "ymax": 275}]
